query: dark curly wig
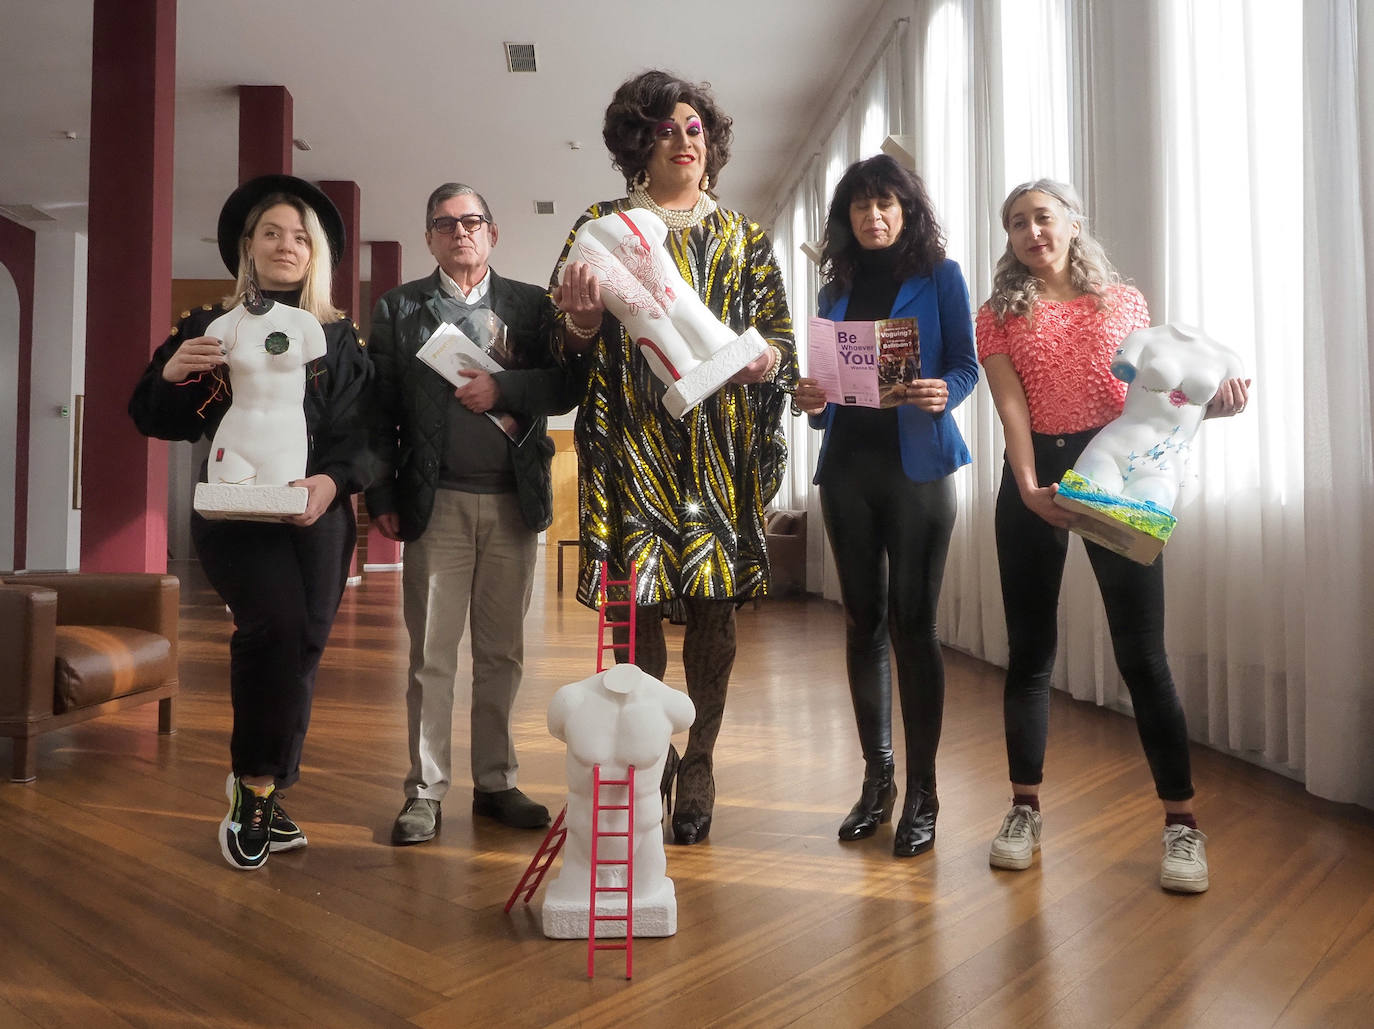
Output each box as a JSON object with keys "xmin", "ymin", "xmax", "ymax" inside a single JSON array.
[
  {"xmin": 821, "ymin": 154, "xmax": 946, "ymax": 291},
  {"xmin": 602, "ymin": 70, "xmax": 734, "ymax": 193}
]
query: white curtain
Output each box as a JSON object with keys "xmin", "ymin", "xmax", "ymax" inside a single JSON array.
[{"xmin": 1300, "ymin": 0, "xmax": 1374, "ymax": 807}]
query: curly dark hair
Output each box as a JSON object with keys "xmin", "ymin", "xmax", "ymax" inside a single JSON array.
[
  {"xmin": 821, "ymin": 154, "xmax": 946, "ymax": 291},
  {"xmin": 602, "ymin": 70, "xmax": 734, "ymax": 193}
]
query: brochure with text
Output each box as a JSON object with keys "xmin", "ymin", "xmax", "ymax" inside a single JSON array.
[
  {"xmin": 806, "ymin": 316, "xmax": 921, "ymax": 408},
  {"xmin": 416, "ymin": 313, "xmax": 531, "ymax": 443}
]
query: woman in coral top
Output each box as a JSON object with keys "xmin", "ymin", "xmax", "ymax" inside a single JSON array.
[{"xmin": 976, "ymin": 179, "xmax": 1248, "ymax": 894}]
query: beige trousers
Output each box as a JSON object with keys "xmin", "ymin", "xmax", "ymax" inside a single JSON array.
[{"xmin": 402, "ymin": 489, "xmax": 537, "ymax": 798}]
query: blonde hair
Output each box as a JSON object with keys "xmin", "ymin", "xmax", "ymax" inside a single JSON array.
[
  {"xmin": 986, "ymin": 179, "xmax": 1120, "ymax": 323},
  {"xmin": 224, "ymin": 193, "xmax": 340, "ymax": 323}
]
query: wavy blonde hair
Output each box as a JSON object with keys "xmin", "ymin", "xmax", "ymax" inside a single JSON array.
[
  {"xmin": 986, "ymin": 179, "xmax": 1120, "ymax": 323},
  {"xmin": 224, "ymin": 193, "xmax": 340, "ymax": 323}
]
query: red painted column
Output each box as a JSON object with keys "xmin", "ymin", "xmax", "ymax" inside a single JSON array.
[
  {"xmin": 0, "ymin": 216, "xmax": 35, "ymax": 572},
  {"xmin": 238, "ymin": 85, "xmax": 293, "ymax": 182},
  {"xmin": 81, "ymin": 0, "xmax": 176, "ymax": 573},
  {"xmin": 364, "ymin": 241, "xmax": 403, "ymax": 567},
  {"xmin": 318, "ymin": 180, "xmax": 360, "ymax": 321}
]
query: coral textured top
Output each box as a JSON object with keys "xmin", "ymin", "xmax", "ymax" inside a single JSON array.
[{"xmin": 976, "ymin": 285, "xmax": 1150, "ymax": 435}]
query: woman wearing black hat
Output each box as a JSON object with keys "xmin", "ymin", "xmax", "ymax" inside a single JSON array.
[{"xmin": 129, "ymin": 175, "xmax": 374, "ymax": 870}]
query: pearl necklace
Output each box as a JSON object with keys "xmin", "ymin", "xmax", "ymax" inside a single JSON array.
[{"xmin": 627, "ymin": 183, "xmax": 717, "ymax": 230}]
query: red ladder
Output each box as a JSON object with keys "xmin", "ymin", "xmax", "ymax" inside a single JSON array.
[
  {"xmin": 505, "ymin": 561, "xmax": 642, "ymax": 978},
  {"xmin": 503, "ymin": 806, "xmax": 568, "ymax": 913},
  {"xmin": 596, "ymin": 561, "xmax": 638, "ymax": 670},
  {"xmin": 588, "ymin": 763, "xmax": 636, "ymax": 979}
]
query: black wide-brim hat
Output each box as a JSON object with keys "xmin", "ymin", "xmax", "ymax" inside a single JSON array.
[{"xmin": 216, "ymin": 174, "xmax": 346, "ymax": 275}]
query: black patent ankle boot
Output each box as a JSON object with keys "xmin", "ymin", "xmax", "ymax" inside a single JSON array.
[
  {"xmin": 838, "ymin": 762, "xmax": 898, "ymax": 841},
  {"xmin": 893, "ymin": 785, "xmax": 938, "ymax": 857}
]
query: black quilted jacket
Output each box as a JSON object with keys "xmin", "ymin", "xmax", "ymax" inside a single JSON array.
[{"xmin": 364, "ymin": 269, "xmax": 581, "ymax": 538}]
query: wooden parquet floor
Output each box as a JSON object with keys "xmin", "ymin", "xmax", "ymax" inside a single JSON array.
[{"xmin": 2, "ymin": 552, "xmax": 1373, "ymax": 1028}]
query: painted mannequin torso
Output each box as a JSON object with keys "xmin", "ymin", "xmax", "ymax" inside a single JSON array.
[
  {"xmin": 204, "ymin": 300, "xmax": 327, "ymax": 486},
  {"xmin": 1074, "ymin": 323, "xmax": 1244, "ymax": 511}
]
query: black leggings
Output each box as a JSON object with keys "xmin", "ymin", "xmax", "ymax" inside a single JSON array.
[
  {"xmin": 995, "ymin": 429, "xmax": 1193, "ymax": 802},
  {"xmin": 192, "ymin": 501, "xmax": 355, "ymax": 788},
  {"xmin": 614, "ymin": 597, "xmax": 735, "ymax": 817},
  {"xmin": 820, "ymin": 450, "xmax": 956, "ymax": 792}
]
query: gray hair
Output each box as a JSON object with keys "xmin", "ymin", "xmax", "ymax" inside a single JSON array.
[
  {"xmin": 425, "ymin": 182, "xmax": 494, "ymax": 228},
  {"xmin": 986, "ymin": 178, "xmax": 1121, "ymax": 322}
]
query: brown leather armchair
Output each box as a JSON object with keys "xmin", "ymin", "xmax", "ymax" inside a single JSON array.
[
  {"xmin": 765, "ymin": 508, "xmax": 807, "ymax": 596},
  {"xmin": 0, "ymin": 573, "xmax": 179, "ymax": 782}
]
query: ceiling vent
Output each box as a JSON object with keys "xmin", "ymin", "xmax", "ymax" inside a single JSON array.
[
  {"xmin": 292, "ymin": 137, "xmax": 312, "ymax": 152},
  {"xmin": 534, "ymin": 200, "xmax": 556, "ymax": 215},
  {"xmin": 0, "ymin": 203, "xmax": 56, "ymax": 223},
  {"xmin": 504, "ymin": 42, "xmax": 537, "ymax": 72}
]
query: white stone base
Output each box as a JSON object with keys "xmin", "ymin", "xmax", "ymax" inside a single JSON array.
[
  {"xmin": 660, "ymin": 327, "xmax": 770, "ymax": 419},
  {"xmin": 540, "ymin": 878, "xmax": 677, "ymax": 939},
  {"xmin": 193, "ymin": 482, "xmax": 308, "ymax": 522}
]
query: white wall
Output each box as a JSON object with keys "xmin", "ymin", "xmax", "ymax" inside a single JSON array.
[
  {"xmin": 0, "ymin": 265, "xmax": 17, "ymax": 570},
  {"xmin": 27, "ymin": 230, "xmax": 86, "ymax": 571}
]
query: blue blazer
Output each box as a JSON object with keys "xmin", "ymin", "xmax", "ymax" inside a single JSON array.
[{"xmin": 810, "ymin": 258, "xmax": 980, "ymax": 485}]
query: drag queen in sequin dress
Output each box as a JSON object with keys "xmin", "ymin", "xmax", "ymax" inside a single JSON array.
[{"xmin": 551, "ymin": 69, "xmax": 797, "ymax": 845}]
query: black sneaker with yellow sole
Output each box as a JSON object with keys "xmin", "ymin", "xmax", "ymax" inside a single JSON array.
[
  {"xmin": 220, "ymin": 774, "xmax": 275, "ymax": 870},
  {"xmin": 269, "ymin": 801, "xmax": 308, "ymax": 852}
]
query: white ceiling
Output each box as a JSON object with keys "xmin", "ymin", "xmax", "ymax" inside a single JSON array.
[{"xmin": 0, "ymin": 0, "xmax": 887, "ymax": 289}]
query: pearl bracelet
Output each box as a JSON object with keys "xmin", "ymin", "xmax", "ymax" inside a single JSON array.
[
  {"xmin": 761, "ymin": 344, "xmax": 783, "ymax": 384},
  {"xmin": 564, "ymin": 317, "xmax": 600, "ymax": 340}
]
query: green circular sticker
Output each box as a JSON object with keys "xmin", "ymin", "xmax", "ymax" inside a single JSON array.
[{"xmin": 264, "ymin": 331, "xmax": 289, "ymax": 355}]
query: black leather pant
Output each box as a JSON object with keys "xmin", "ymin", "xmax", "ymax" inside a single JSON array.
[
  {"xmin": 820, "ymin": 455, "xmax": 956, "ymax": 794},
  {"xmin": 994, "ymin": 429, "xmax": 1194, "ymax": 802},
  {"xmin": 192, "ymin": 501, "xmax": 355, "ymax": 788}
]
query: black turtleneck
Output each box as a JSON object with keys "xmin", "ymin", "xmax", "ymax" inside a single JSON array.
[
  {"xmin": 260, "ymin": 287, "xmax": 304, "ymax": 308},
  {"xmin": 846, "ymin": 245, "xmax": 902, "ymax": 321}
]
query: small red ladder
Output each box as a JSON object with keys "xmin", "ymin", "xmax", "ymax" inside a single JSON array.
[
  {"xmin": 588, "ymin": 762, "xmax": 636, "ymax": 979},
  {"xmin": 596, "ymin": 562, "xmax": 638, "ymax": 670},
  {"xmin": 503, "ymin": 806, "xmax": 568, "ymax": 913}
]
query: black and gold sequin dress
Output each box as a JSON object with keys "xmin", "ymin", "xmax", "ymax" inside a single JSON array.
[{"xmin": 552, "ymin": 199, "xmax": 797, "ymax": 608}]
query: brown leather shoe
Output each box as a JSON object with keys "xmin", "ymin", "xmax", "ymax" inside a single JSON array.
[
  {"xmin": 472, "ymin": 788, "xmax": 550, "ymax": 829},
  {"xmin": 391, "ymin": 797, "xmax": 440, "ymax": 845}
]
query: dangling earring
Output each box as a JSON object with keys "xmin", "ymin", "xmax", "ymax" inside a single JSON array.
[
  {"xmin": 700, "ymin": 171, "xmax": 711, "ymax": 194},
  {"xmin": 243, "ymin": 255, "xmax": 271, "ymax": 314},
  {"xmin": 632, "ymin": 168, "xmax": 651, "ymax": 191}
]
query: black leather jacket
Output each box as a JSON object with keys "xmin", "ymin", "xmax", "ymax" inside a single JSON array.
[{"xmin": 364, "ymin": 268, "xmax": 581, "ymax": 538}]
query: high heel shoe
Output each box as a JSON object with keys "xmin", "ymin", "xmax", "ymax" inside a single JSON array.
[
  {"xmin": 893, "ymin": 787, "xmax": 938, "ymax": 858},
  {"xmin": 660, "ymin": 744, "xmax": 680, "ymax": 817},
  {"xmin": 671, "ymin": 750, "xmax": 713, "ymax": 845},
  {"xmin": 672, "ymin": 811, "xmax": 711, "ymax": 845},
  {"xmin": 837, "ymin": 762, "xmax": 897, "ymax": 841}
]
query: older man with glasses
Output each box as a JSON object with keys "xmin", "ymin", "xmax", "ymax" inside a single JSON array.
[{"xmin": 366, "ymin": 182, "xmax": 582, "ymax": 843}]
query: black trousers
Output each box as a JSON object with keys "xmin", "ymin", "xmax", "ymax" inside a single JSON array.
[
  {"xmin": 191, "ymin": 501, "xmax": 355, "ymax": 788},
  {"xmin": 994, "ymin": 429, "xmax": 1194, "ymax": 802},
  {"xmin": 819, "ymin": 448, "xmax": 956, "ymax": 793}
]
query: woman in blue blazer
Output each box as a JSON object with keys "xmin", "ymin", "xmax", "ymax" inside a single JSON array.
[{"xmin": 795, "ymin": 155, "xmax": 979, "ymax": 857}]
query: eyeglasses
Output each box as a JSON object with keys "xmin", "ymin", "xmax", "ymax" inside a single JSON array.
[{"xmin": 429, "ymin": 214, "xmax": 491, "ymax": 235}]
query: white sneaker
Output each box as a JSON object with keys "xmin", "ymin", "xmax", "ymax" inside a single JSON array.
[
  {"xmin": 989, "ymin": 804, "xmax": 1042, "ymax": 870},
  {"xmin": 1160, "ymin": 824, "xmax": 1209, "ymax": 893}
]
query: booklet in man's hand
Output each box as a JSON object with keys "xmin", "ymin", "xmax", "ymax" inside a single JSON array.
[
  {"xmin": 806, "ymin": 317, "xmax": 920, "ymax": 408},
  {"xmin": 416, "ymin": 313, "xmax": 531, "ymax": 443}
]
